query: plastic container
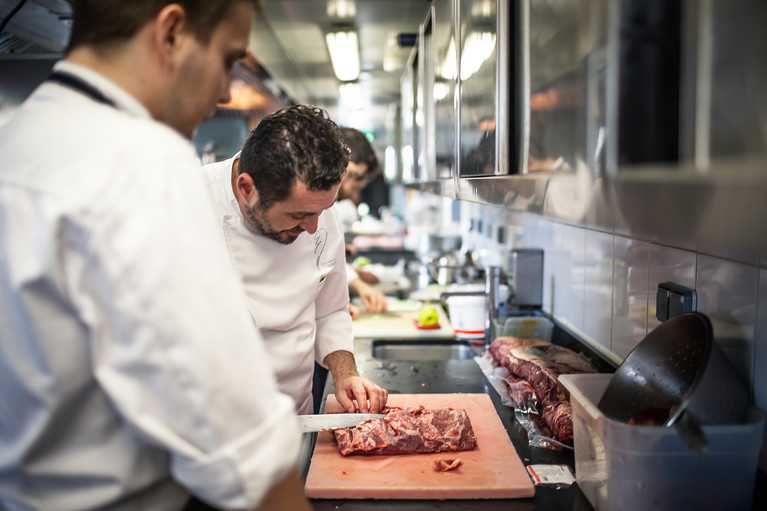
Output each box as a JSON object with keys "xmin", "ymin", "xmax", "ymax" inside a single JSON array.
[
  {"xmin": 445, "ymin": 295, "xmax": 486, "ymax": 340},
  {"xmin": 559, "ymin": 373, "xmax": 764, "ymax": 511},
  {"xmin": 493, "ymin": 316, "xmax": 553, "ymax": 340}
]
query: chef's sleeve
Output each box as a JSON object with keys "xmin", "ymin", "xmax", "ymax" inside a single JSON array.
[
  {"xmin": 71, "ymin": 147, "xmax": 300, "ymax": 510},
  {"xmin": 346, "ymin": 261, "xmax": 358, "ymax": 283}
]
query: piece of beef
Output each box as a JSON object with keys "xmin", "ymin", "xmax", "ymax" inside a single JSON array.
[
  {"xmin": 487, "ymin": 336, "xmax": 549, "ymax": 366},
  {"xmin": 490, "ymin": 336, "xmax": 594, "ymax": 406},
  {"xmin": 628, "ymin": 406, "xmax": 675, "ymax": 426},
  {"xmin": 488, "ymin": 336, "xmax": 594, "ymax": 445},
  {"xmin": 542, "ymin": 401, "xmax": 574, "ymax": 445},
  {"xmin": 333, "ymin": 406, "xmax": 477, "ymax": 456},
  {"xmin": 433, "ymin": 458, "xmax": 463, "ymax": 472},
  {"xmin": 498, "ymin": 372, "xmax": 539, "ymax": 412}
]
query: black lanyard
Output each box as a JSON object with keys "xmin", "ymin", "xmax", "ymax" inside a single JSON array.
[{"xmin": 46, "ymin": 71, "xmax": 116, "ymax": 108}]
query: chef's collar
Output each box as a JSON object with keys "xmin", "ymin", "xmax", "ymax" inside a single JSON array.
[
  {"xmin": 52, "ymin": 61, "xmax": 152, "ymax": 120},
  {"xmin": 222, "ymin": 151, "xmax": 244, "ymax": 219}
]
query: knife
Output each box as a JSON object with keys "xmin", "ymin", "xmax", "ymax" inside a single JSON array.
[{"xmin": 298, "ymin": 413, "xmax": 385, "ymax": 433}]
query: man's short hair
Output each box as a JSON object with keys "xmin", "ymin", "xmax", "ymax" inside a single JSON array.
[
  {"xmin": 67, "ymin": 0, "xmax": 262, "ymax": 51},
  {"xmin": 238, "ymin": 105, "xmax": 350, "ymax": 210}
]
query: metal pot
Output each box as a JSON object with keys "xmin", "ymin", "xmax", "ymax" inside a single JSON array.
[
  {"xmin": 597, "ymin": 312, "xmax": 748, "ymax": 455},
  {"xmin": 420, "ymin": 233, "xmax": 462, "ymax": 256}
]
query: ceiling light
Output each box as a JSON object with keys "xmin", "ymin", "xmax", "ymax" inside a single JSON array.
[{"xmin": 325, "ymin": 30, "xmax": 360, "ymax": 81}]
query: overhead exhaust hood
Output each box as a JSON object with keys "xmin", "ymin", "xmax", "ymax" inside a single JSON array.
[{"xmin": 0, "ymin": 0, "xmax": 71, "ymax": 55}]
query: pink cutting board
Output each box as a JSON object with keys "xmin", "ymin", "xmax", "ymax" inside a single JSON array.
[{"xmin": 304, "ymin": 393, "xmax": 536, "ymax": 499}]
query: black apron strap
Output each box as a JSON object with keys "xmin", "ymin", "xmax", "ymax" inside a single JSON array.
[{"xmin": 46, "ymin": 71, "xmax": 116, "ymax": 108}]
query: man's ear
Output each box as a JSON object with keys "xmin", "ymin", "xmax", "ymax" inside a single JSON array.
[
  {"xmin": 153, "ymin": 4, "xmax": 188, "ymax": 66},
  {"xmin": 235, "ymin": 172, "xmax": 258, "ymax": 202}
]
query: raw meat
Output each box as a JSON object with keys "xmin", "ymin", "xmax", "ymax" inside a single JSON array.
[
  {"xmin": 488, "ymin": 335, "xmax": 594, "ymax": 445},
  {"xmin": 542, "ymin": 401, "xmax": 574, "ymax": 445},
  {"xmin": 433, "ymin": 458, "xmax": 463, "ymax": 472},
  {"xmin": 628, "ymin": 406, "xmax": 675, "ymax": 426},
  {"xmin": 333, "ymin": 406, "xmax": 477, "ymax": 456}
]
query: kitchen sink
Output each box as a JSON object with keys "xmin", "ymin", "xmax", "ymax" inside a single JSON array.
[{"xmin": 371, "ymin": 339, "xmax": 477, "ymax": 361}]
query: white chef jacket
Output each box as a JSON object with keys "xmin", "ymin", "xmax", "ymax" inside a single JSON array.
[
  {"xmin": 202, "ymin": 157, "xmax": 355, "ymax": 414},
  {"xmin": 0, "ymin": 62, "xmax": 299, "ymax": 511},
  {"xmin": 347, "ymin": 262, "xmax": 360, "ymax": 283}
]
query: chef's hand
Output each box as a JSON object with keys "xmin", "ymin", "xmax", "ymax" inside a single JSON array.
[
  {"xmin": 349, "ymin": 278, "xmax": 387, "ymax": 314},
  {"xmin": 325, "ymin": 350, "xmax": 389, "ymax": 413},
  {"xmin": 359, "ymin": 286, "xmax": 387, "ymax": 314},
  {"xmin": 348, "ymin": 302, "xmax": 361, "ymax": 320},
  {"xmin": 334, "ymin": 375, "xmax": 389, "ymax": 414}
]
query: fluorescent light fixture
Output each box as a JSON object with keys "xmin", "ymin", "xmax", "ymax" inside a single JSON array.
[
  {"xmin": 461, "ymin": 31, "xmax": 495, "ymax": 80},
  {"xmin": 325, "ymin": 30, "xmax": 360, "ymax": 81},
  {"xmin": 339, "ymin": 81, "xmax": 363, "ymax": 110}
]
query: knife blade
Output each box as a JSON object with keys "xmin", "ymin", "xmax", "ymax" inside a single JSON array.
[{"xmin": 298, "ymin": 413, "xmax": 384, "ymax": 433}]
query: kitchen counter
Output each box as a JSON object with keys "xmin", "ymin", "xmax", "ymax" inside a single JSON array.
[
  {"xmin": 305, "ymin": 332, "xmax": 767, "ymax": 510},
  {"xmin": 306, "ymin": 336, "xmax": 595, "ymax": 510},
  {"xmin": 350, "ymin": 300, "xmax": 455, "ymax": 339}
]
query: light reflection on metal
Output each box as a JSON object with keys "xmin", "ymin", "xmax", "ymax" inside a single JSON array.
[
  {"xmin": 220, "ymin": 79, "xmax": 269, "ymax": 111},
  {"xmin": 461, "ymin": 31, "xmax": 495, "ymax": 80}
]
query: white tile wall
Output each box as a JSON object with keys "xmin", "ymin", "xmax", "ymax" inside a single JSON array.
[
  {"xmin": 549, "ymin": 222, "xmax": 588, "ymax": 333},
  {"xmin": 611, "ymin": 236, "xmax": 649, "ymax": 358},
  {"xmin": 581, "ymin": 230, "xmax": 613, "ymax": 353}
]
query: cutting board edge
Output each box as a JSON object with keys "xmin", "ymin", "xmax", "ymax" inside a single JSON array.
[{"xmin": 306, "ymin": 487, "xmax": 536, "ymax": 500}]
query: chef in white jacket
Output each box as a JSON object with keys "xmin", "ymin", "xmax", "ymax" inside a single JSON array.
[
  {"xmin": 0, "ymin": 1, "xmax": 309, "ymax": 511},
  {"xmin": 202, "ymin": 105, "xmax": 388, "ymax": 415}
]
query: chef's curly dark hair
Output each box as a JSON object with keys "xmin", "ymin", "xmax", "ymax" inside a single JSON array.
[{"xmin": 238, "ymin": 105, "xmax": 350, "ymax": 210}]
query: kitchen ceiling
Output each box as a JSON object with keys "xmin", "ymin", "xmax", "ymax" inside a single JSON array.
[
  {"xmin": 0, "ymin": 0, "xmax": 431, "ymax": 140},
  {"xmin": 250, "ymin": 0, "xmax": 432, "ymax": 139}
]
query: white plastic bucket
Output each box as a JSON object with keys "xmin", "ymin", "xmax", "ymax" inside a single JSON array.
[{"xmin": 446, "ymin": 295, "xmax": 486, "ymax": 340}]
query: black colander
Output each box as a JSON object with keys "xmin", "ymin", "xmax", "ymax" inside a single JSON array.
[{"xmin": 598, "ymin": 312, "xmax": 748, "ymax": 455}]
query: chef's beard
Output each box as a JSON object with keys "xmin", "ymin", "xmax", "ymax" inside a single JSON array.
[{"xmin": 243, "ymin": 202, "xmax": 302, "ymax": 245}]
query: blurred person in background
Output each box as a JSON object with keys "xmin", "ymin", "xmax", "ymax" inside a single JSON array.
[
  {"xmin": 0, "ymin": 1, "xmax": 310, "ymax": 510},
  {"xmin": 336, "ymin": 127, "xmax": 380, "ymax": 228},
  {"xmin": 338, "ymin": 127, "xmax": 389, "ymax": 318},
  {"xmin": 360, "ymin": 166, "xmax": 390, "ymax": 220}
]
